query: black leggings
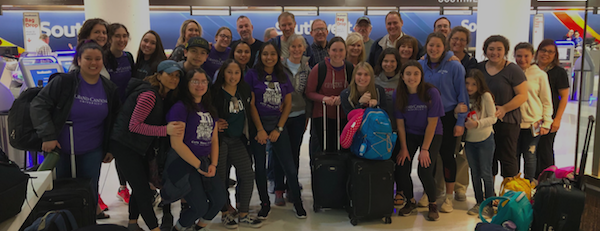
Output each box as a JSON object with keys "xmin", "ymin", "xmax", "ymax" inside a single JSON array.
[
  {"xmin": 439, "ymin": 111, "xmax": 458, "ymax": 183},
  {"xmin": 112, "ymin": 142, "xmax": 158, "ymax": 229},
  {"xmin": 396, "ymin": 133, "xmax": 441, "ymax": 202},
  {"xmin": 115, "ymin": 158, "xmax": 127, "ymax": 186}
]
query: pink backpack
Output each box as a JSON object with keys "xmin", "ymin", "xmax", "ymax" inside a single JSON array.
[
  {"xmin": 340, "ymin": 109, "xmax": 364, "ymax": 149},
  {"xmin": 538, "ymin": 165, "xmax": 575, "ymax": 183}
]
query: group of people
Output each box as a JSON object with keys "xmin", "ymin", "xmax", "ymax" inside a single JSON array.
[{"xmin": 29, "ymin": 10, "xmax": 570, "ymax": 231}]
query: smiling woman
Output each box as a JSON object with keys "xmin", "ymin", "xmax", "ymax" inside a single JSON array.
[
  {"xmin": 135, "ymin": 30, "xmax": 167, "ymax": 80},
  {"xmin": 105, "ymin": 23, "xmax": 136, "ymax": 103}
]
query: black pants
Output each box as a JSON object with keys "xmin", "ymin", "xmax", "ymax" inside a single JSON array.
[
  {"xmin": 397, "ymin": 133, "xmax": 441, "ymax": 202},
  {"xmin": 439, "ymin": 111, "xmax": 458, "ymax": 182},
  {"xmin": 492, "ymin": 121, "xmax": 520, "ymax": 177},
  {"xmin": 536, "ymin": 132, "xmax": 557, "ymax": 178},
  {"xmin": 112, "ymin": 142, "xmax": 158, "ymax": 229}
]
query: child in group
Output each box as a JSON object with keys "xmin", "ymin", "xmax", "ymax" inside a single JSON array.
[{"xmin": 457, "ymin": 69, "xmax": 497, "ymax": 219}]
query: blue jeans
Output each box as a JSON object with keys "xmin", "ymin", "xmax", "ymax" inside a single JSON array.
[
  {"xmin": 180, "ymin": 170, "xmax": 227, "ymax": 227},
  {"xmin": 55, "ymin": 147, "xmax": 103, "ymax": 207},
  {"xmin": 273, "ymin": 114, "xmax": 306, "ymax": 191},
  {"xmin": 517, "ymin": 129, "xmax": 541, "ymax": 181},
  {"xmin": 465, "ymin": 133, "xmax": 495, "ymax": 204},
  {"xmin": 251, "ymin": 126, "xmax": 302, "ymax": 205}
]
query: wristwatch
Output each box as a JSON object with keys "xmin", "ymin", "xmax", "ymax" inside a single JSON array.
[{"xmin": 277, "ymin": 126, "xmax": 284, "ymax": 132}]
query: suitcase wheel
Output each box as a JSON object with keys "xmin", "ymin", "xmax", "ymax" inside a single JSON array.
[
  {"xmin": 384, "ymin": 216, "xmax": 392, "ymax": 224},
  {"xmin": 350, "ymin": 218, "xmax": 358, "ymax": 226}
]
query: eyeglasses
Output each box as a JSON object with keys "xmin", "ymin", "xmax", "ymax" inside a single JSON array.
[
  {"xmin": 218, "ymin": 34, "xmax": 232, "ymax": 40},
  {"xmin": 312, "ymin": 28, "xmax": 327, "ymax": 33},
  {"xmin": 538, "ymin": 48, "xmax": 556, "ymax": 55},
  {"xmin": 265, "ymin": 75, "xmax": 275, "ymax": 89},
  {"xmin": 191, "ymin": 80, "xmax": 209, "ymax": 86},
  {"xmin": 451, "ymin": 37, "xmax": 467, "ymax": 43}
]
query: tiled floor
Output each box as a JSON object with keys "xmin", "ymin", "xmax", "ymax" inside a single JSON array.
[{"xmin": 97, "ymin": 101, "xmax": 596, "ymax": 231}]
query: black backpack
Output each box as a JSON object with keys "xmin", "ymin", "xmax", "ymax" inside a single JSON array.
[
  {"xmin": 0, "ymin": 148, "xmax": 29, "ymax": 223},
  {"xmin": 8, "ymin": 86, "xmax": 44, "ymax": 152}
]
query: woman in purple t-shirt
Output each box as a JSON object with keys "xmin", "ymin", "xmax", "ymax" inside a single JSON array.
[
  {"xmin": 106, "ymin": 23, "xmax": 135, "ymax": 102},
  {"xmin": 245, "ymin": 42, "xmax": 307, "ymax": 220},
  {"xmin": 393, "ymin": 60, "xmax": 445, "ymax": 221},
  {"xmin": 165, "ymin": 69, "xmax": 227, "ymax": 231},
  {"xmin": 203, "ymin": 27, "xmax": 232, "ymax": 79}
]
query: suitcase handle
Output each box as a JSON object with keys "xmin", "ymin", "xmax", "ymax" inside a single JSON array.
[
  {"xmin": 322, "ymin": 101, "xmax": 341, "ymax": 151},
  {"xmin": 575, "ymin": 115, "xmax": 594, "ymax": 187},
  {"xmin": 65, "ymin": 121, "xmax": 76, "ymax": 178}
]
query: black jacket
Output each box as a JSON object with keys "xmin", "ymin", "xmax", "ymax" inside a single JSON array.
[
  {"xmin": 211, "ymin": 81, "xmax": 253, "ymax": 140},
  {"xmin": 110, "ymin": 78, "xmax": 166, "ymax": 156},
  {"xmin": 368, "ymin": 35, "xmax": 425, "ymax": 68},
  {"xmin": 30, "ymin": 71, "xmax": 120, "ymax": 156}
]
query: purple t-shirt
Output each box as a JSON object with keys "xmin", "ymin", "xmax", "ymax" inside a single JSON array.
[
  {"xmin": 202, "ymin": 47, "xmax": 230, "ymax": 80},
  {"xmin": 166, "ymin": 101, "xmax": 215, "ymax": 157},
  {"xmin": 244, "ymin": 68, "xmax": 295, "ymax": 117},
  {"xmin": 107, "ymin": 52, "xmax": 132, "ymax": 102},
  {"xmin": 393, "ymin": 88, "xmax": 444, "ymax": 135},
  {"xmin": 58, "ymin": 75, "xmax": 108, "ymax": 155}
]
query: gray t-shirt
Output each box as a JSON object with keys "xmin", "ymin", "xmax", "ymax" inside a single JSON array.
[
  {"xmin": 477, "ymin": 61, "xmax": 526, "ymax": 124},
  {"xmin": 280, "ymin": 38, "xmax": 290, "ymax": 59}
]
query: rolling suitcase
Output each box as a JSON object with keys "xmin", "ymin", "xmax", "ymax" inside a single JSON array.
[
  {"xmin": 311, "ymin": 102, "xmax": 349, "ymax": 212},
  {"xmin": 22, "ymin": 121, "xmax": 96, "ymax": 230},
  {"xmin": 531, "ymin": 115, "xmax": 594, "ymax": 231},
  {"xmin": 347, "ymin": 156, "xmax": 394, "ymax": 225}
]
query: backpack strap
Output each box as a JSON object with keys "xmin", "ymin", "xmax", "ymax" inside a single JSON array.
[
  {"xmin": 316, "ymin": 61, "xmax": 327, "ymax": 93},
  {"xmin": 126, "ymin": 51, "xmax": 137, "ymax": 79},
  {"xmin": 344, "ymin": 60, "xmax": 354, "ymax": 85}
]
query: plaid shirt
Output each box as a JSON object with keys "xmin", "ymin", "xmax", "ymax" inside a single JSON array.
[{"xmin": 311, "ymin": 42, "xmax": 328, "ymax": 66}]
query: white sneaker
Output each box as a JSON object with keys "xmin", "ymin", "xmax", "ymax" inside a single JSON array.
[
  {"xmin": 440, "ymin": 195, "xmax": 454, "ymax": 213},
  {"xmin": 418, "ymin": 194, "xmax": 429, "ymax": 207}
]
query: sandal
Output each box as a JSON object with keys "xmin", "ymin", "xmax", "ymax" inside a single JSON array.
[
  {"xmin": 96, "ymin": 211, "xmax": 110, "ymax": 220},
  {"xmin": 394, "ymin": 193, "xmax": 405, "ymax": 206}
]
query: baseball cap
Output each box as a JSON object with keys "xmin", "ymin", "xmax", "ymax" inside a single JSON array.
[
  {"xmin": 185, "ymin": 36, "xmax": 210, "ymax": 51},
  {"xmin": 356, "ymin": 16, "xmax": 371, "ymax": 25},
  {"xmin": 157, "ymin": 60, "xmax": 183, "ymax": 75}
]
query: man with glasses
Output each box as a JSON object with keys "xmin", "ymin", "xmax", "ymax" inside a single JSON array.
[
  {"xmin": 310, "ymin": 19, "xmax": 329, "ymax": 65},
  {"xmin": 354, "ymin": 16, "xmax": 373, "ymax": 62},
  {"xmin": 231, "ymin": 15, "xmax": 264, "ymax": 68},
  {"xmin": 368, "ymin": 11, "xmax": 425, "ymax": 67},
  {"xmin": 434, "ymin": 17, "xmax": 451, "ymax": 38},
  {"xmin": 268, "ymin": 12, "xmax": 315, "ymax": 67}
]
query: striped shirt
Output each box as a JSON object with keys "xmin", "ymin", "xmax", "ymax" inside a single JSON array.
[{"xmin": 128, "ymin": 91, "xmax": 167, "ymax": 136}]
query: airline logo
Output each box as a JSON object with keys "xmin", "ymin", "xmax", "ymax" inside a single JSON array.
[{"xmin": 41, "ymin": 21, "xmax": 83, "ymax": 39}]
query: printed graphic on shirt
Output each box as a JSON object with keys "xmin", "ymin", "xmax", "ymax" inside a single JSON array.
[
  {"xmin": 384, "ymin": 88, "xmax": 394, "ymax": 99},
  {"xmin": 262, "ymin": 82, "xmax": 282, "ymax": 109},
  {"xmin": 322, "ymin": 81, "xmax": 346, "ymax": 89},
  {"xmin": 74, "ymin": 94, "xmax": 108, "ymax": 106},
  {"xmin": 194, "ymin": 111, "xmax": 214, "ymax": 145},
  {"xmin": 229, "ymin": 97, "xmax": 245, "ymax": 113},
  {"xmin": 407, "ymin": 104, "xmax": 427, "ymax": 112},
  {"xmin": 294, "ymin": 72, "xmax": 308, "ymax": 94}
]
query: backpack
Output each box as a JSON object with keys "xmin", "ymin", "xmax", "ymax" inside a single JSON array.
[
  {"xmin": 500, "ymin": 173, "xmax": 534, "ymax": 200},
  {"xmin": 350, "ymin": 107, "xmax": 397, "ymax": 160},
  {"xmin": 480, "ymin": 191, "xmax": 533, "ymax": 231},
  {"xmin": 24, "ymin": 210, "xmax": 79, "ymax": 231},
  {"xmin": 340, "ymin": 109, "xmax": 365, "ymax": 149},
  {"xmin": 0, "ymin": 148, "xmax": 30, "ymax": 223},
  {"xmin": 8, "ymin": 86, "xmax": 44, "ymax": 151}
]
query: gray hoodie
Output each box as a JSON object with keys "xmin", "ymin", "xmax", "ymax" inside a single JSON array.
[
  {"xmin": 283, "ymin": 56, "xmax": 311, "ymax": 117},
  {"xmin": 374, "ymin": 72, "xmax": 400, "ymax": 130}
]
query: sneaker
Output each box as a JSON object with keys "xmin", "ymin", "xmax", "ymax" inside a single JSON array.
[
  {"xmin": 480, "ymin": 205, "xmax": 494, "ymax": 219},
  {"xmin": 454, "ymin": 192, "xmax": 467, "ymax": 202},
  {"xmin": 440, "ymin": 195, "xmax": 454, "ymax": 213},
  {"xmin": 221, "ymin": 213, "xmax": 238, "ymax": 229},
  {"xmin": 257, "ymin": 203, "xmax": 270, "ymax": 220},
  {"xmin": 397, "ymin": 200, "xmax": 417, "ymax": 216},
  {"xmin": 417, "ymin": 194, "xmax": 429, "ymax": 207},
  {"xmin": 293, "ymin": 202, "xmax": 307, "ymax": 219},
  {"xmin": 239, "ymin": 215, "xmax": 263, "ymax": 228},
  {"xmin": 117, "ymin": 187, "xmax": 131, "ymax": 204},
  {"xmin": 98, "ymin": 195, "xmax": 108, "ymax": 211},
  {"xmin": 275, "ymin": 190, "xmax": 286, "ymax": 206},
  {"xmin": 467, "ymin": 203, "xmax": 481, "ymax": 216},
  {"xmin": 152, "ymin": 190, "xmax": 162, "ymax": 208},
  {"xmin": 428, "ymin": 203, "xmax": 440, "ymax": 221}
]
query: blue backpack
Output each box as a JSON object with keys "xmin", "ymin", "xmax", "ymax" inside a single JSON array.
[
  {"xmin": 480, "ymin": 191, "xmax": 533, "ymax": 231},
  {"xmin": 24, "ymin": 210, "xmax": 78, "ymax": 231},
  {"xmin": 350, "ymin": 107, "xmax": 397, "ymax": 160}
]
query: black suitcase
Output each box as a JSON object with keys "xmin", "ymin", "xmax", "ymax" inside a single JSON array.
[
  {"xmin": 531, "ymin": 115, "xmax": 594, "ymax": 231},
  {"xmin": 22, "ymin": 121, "xmax": 96, "ymax": 230},
  {"xmin": 347, "ymin": 156, "xmax": 394, "ymax": 225},
  {"xmin": 311, "ymin": 103, "xmax": 350, "ymax": 212}
]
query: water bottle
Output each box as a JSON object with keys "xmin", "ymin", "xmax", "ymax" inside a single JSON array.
[{"xmin": 37, "ymin": 150, "xmax": 60, "ymax": 171}]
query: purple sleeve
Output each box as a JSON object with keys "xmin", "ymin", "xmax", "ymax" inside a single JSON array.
[
  {"xmin": 392, "ymin": 91, "xmax": 404, "ymax": 119},
  {"xmin": 428, "ymin": 88, "xmax": 445, "ymax": 118},
  {"xmin": 166, "ymin": 101, "xmax": 188, "ymax": 123},
  {"xmin": 244, "ymin": 69, "xmax": 255, "ymax": 89}
]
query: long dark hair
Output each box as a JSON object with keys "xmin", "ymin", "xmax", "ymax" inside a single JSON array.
[
  {"xmin": 179, "ymin": 69, "xmax": 217, "ymax": 117},
  {"xmin": 229, "ymin": 41, "xmax": 251, "ymax": 68},
  {"xmin": 255, "ymin": 42, "xmax": 287, "ymax": 83},
  {"xmin": 105, "ymin": 23, "xmax": 130, "ymax": 71},
  {"xmin": 213, "ymin": 59, "xmax": 249, "ymax": 90},
  {"xmin": 375, "ymin": 48, "xmax": 402, "ymax": 76},
  {"xmin": 136, "ymin": 30, "xmax": 167, "ymax": 75},
  {"xmin": 77, "ymin": 18, "xmax": 108, "ymax": 45},
  {"xmin": 395, "ymin": 60, "xmax": 435, "ymax": 112},
  {"xmin": 466, "ymin": 69, "xmax": 494, "ymax": 112},
  {"xmin": 535, "ymin": 39, "xmax": 560, "ymax": 68}
]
